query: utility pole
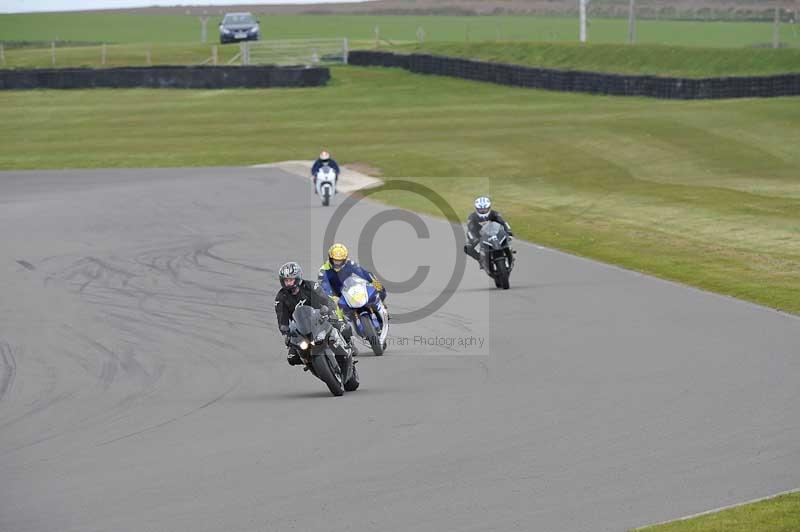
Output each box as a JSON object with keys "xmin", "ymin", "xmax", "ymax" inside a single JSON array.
[
  {"xmin": 579, "ymin": 0, "xmax": 589, "ymax": 43},
  {"xmin": 627, "ymin": 0, "xmax": 637, "ymax": 44},
  {"xmin": 200, "ymin": 12, "xmax": 210, "ymax": 44},
  {"xmin": 773, "ymin": 7, "xmax": 780, "ymax": 49}
]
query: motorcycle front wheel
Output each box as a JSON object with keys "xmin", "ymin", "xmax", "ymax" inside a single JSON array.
[
  {"xmin": 360, "ymin": 314, "xmax": 384, "ymax": 356},
  {"xmin": 311, "ymin": 352, "xmax": 344, "ymax": 396},
  {"xmin": 495, "ymin": 259, "xmax": 510, "ymax": 290}
]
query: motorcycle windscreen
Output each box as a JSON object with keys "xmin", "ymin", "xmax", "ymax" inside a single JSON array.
[
  {"xmin": 292, "ymin": 305, "xmax": 321, "ymax": 336},
  {"xmin": 480, "ymin": 221, "xmax": 507, "ymax": 247},
  {"xmin": 342, "ymin": 275, "xmax": 369, "ymax": 309}
]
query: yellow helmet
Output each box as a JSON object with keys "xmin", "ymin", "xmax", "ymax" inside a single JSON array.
[{"xmin": 328, "ymin": 243, "xmax": 349, "ymax": 271}]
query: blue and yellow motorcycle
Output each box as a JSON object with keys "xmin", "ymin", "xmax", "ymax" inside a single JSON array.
[{"xmin": 338, "ymin": 274, "xmax": 389, "ymax": 356}]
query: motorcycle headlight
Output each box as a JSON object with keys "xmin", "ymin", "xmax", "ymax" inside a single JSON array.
[{"xmin": 299, "ymin": 340, "xmax": 309, "ymax": 350}]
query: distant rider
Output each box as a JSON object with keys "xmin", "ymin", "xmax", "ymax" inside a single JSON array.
[
  {"xmin": 274, "ymin": 261, "xmax": 355, "ymax": 366},
  {"xmin": 311, "ymin": 150, "xmax": 341, "ymax": 194},
  {"xmin": 464, "ymin": 196, "xmax": 514, "ymax": 269},
  {"xmin": 318, "ymin": 243, "xmax": 387, "ymax": 314}
]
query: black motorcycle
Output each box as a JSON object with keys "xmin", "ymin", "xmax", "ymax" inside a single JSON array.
[
  {"xmin": 479, "ymin": 221, "xmax": 515, "ymax": 290},
  {"xmin": 288, "ymin": 304, "xmax": 359, "ymax": 396}
]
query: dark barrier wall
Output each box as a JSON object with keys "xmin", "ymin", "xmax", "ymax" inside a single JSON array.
[
  {"xmin": 0, "ymin": 65, "xmax": 330, "ymax": 90},
  {"xmin": 348, "ymin": 51, "xmax": 800, "ymax": 100}
]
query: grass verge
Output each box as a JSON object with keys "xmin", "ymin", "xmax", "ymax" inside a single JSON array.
[
  {"xmin": 4, "ymin": 40, "xmax": 799, "ymax": 78},
  {"xmin": 387, "ymin": 41, "xmax": 800, "ymax": 78},
  {"xmin": 0, "ymin": 66, "xmax": 797, "ymax": 314},
  {"xmin": 632, "ymin": 491, "xmax": 800, "ymax": 532}
]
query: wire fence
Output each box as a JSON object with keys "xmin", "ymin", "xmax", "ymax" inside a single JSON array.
[
  {"xmin": 0, "ymin": 39, "xmax": 350, "ymax": 69},
  {"xmin": 242, "ymin": 38, "xmax": 349, "ymax": 66}
]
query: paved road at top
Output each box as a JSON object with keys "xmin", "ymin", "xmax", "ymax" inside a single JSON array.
[{"xmin": 0, "ymin": 167, "xmax": 798, "ymax": 532}]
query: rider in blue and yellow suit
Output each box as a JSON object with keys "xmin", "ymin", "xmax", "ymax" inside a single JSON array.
[{"xmin": 318, "ymin": 243, "xmax": 387, "ymax": 318}]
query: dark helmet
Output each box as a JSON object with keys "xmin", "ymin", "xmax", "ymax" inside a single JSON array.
[{"xmin": 279, "ymin": 261, "xmax": 303, "ymax": 293}]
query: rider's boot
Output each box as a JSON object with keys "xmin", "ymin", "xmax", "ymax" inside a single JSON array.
[{"xmin": 287, "ymin": 351, "xmax": 303, "ymax": 366}]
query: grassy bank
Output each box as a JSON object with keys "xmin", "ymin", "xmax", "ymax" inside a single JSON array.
[
  {"xmin": 633, "ymin": 491, "xmax": 800, "ymax": 532},
  {"xmin": 1, "ymin": 13, "xmax": 799, "ymax": 48},
  {"xmin": 3, "ymin": 40, "xmax": 799, "ymax": 78},
  {"xmin": 388, "ymin": 41, "xmax": 800, "ymax": 78},
  {"xmin": 1, "ymin": 67, "xmax": 797, "ymax": 314}
]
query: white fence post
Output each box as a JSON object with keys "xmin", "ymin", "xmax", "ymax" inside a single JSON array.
[
  {"xmin": 773, "ymin": 7, "xmax": 780, "ymax": 49},
  {"xmin": 627, "ymin": 0, "xmax": 637, "ymax": 44},
  {"xmin": 200, "ymin": 15, "xmax": 209, "ymax": 43},
  {"xmin": 374, "ymin": 26, "xmax": 380, "ymax": 48},
  {"xmin": 417, "ymin": 26, "xmax": 425, "ymax": 43},
  {"xmin": 0, "ymin": 43, "xmax": 5, "ymax": 66},
  {"xmin": 343, "ymin": 37, "xmax": 348, "ymax": 65},
  {"xmin": 579, "ymin": 0, "xmax": 588, "ymax": 43},
  {"xmin": 241, "ymin": 41, "xmax": 250, "ymax": 65},
  {"xmin": 212, "ymin": 45, "xmax": 218, "ymax": 66},
  {"xmin": 101, "ymin": 43, "xmax": 106, "ymax": 65},
  {"xmin": 51, "ymin": 41, "xmax": 56, "ymax": 66}
]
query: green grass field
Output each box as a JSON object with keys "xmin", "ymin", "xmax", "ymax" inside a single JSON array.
[
  {"xmin": 633, "ymin": 492, "xmax": 800, "ymax": 532},
  {"xmin": 1, "ymin": 66, "xmax": 798, "ymax": 315},
  {"xmin": 2, "ymin": 13, "xmax": 800, "ymax": 49}
]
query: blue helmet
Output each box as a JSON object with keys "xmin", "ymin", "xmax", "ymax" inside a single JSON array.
[{"xmin": 474, "ymin": 196, "xmax": 491, "ymax": 218}]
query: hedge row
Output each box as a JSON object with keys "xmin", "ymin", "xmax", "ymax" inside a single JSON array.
[
  {"xmin": 0, "ymin": 65, "xmax": 330, "ymax": 90},
  {"xmin": 348, "ymin": 51, "xmax": 800, "ymax": 99}
]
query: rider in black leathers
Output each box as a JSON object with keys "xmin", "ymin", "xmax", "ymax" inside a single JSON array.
[
  {"xmin": 464, "ymin": 196, "xmax": 513, "ymax": 269},
  {"xmin": 275, "ymin": 261, "xmax": 355, "ymax": 366}
]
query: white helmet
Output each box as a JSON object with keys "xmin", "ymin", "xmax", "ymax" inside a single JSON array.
[
  {"xmin": 474, "ymin": 196, "xmax": 491, "ymax": 219},
  {"xmin": 319, "ymin": 150, "xmax": 331, "ymax": 161}
]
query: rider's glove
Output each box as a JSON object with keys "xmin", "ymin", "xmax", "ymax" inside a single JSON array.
[
  {"xmin": 372, "ymin": 278, "xmax": 383, "ymax": 292},
  {"xmin": 279, "ymin": 324, "xmax": 289, "ymax": 334}
]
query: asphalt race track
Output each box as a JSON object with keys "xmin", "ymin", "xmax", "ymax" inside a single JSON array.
[{"xmin": 1, "ymin": 167, "xmax": 798, "ymax": 532}]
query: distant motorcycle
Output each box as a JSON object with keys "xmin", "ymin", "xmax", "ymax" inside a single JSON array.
[
  {"xmin": 479, "ymin": 221, "xmax": 515, "ymax": 289},
  {"xmin": 315, "ymin": 163, "xmax": 337, "ymax": 207},
  {"xmin": 288, "ymin": 304, "xmax": 359, "ymax": 396},
  {"xmin": 339, "ymin": 275, "xmax": 389, "ymax": 356}
]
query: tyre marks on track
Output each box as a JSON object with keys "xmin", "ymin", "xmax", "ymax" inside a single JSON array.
[{"xmin": 0, "ymin": 342, "xmax": 17, "ymax": 401}]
